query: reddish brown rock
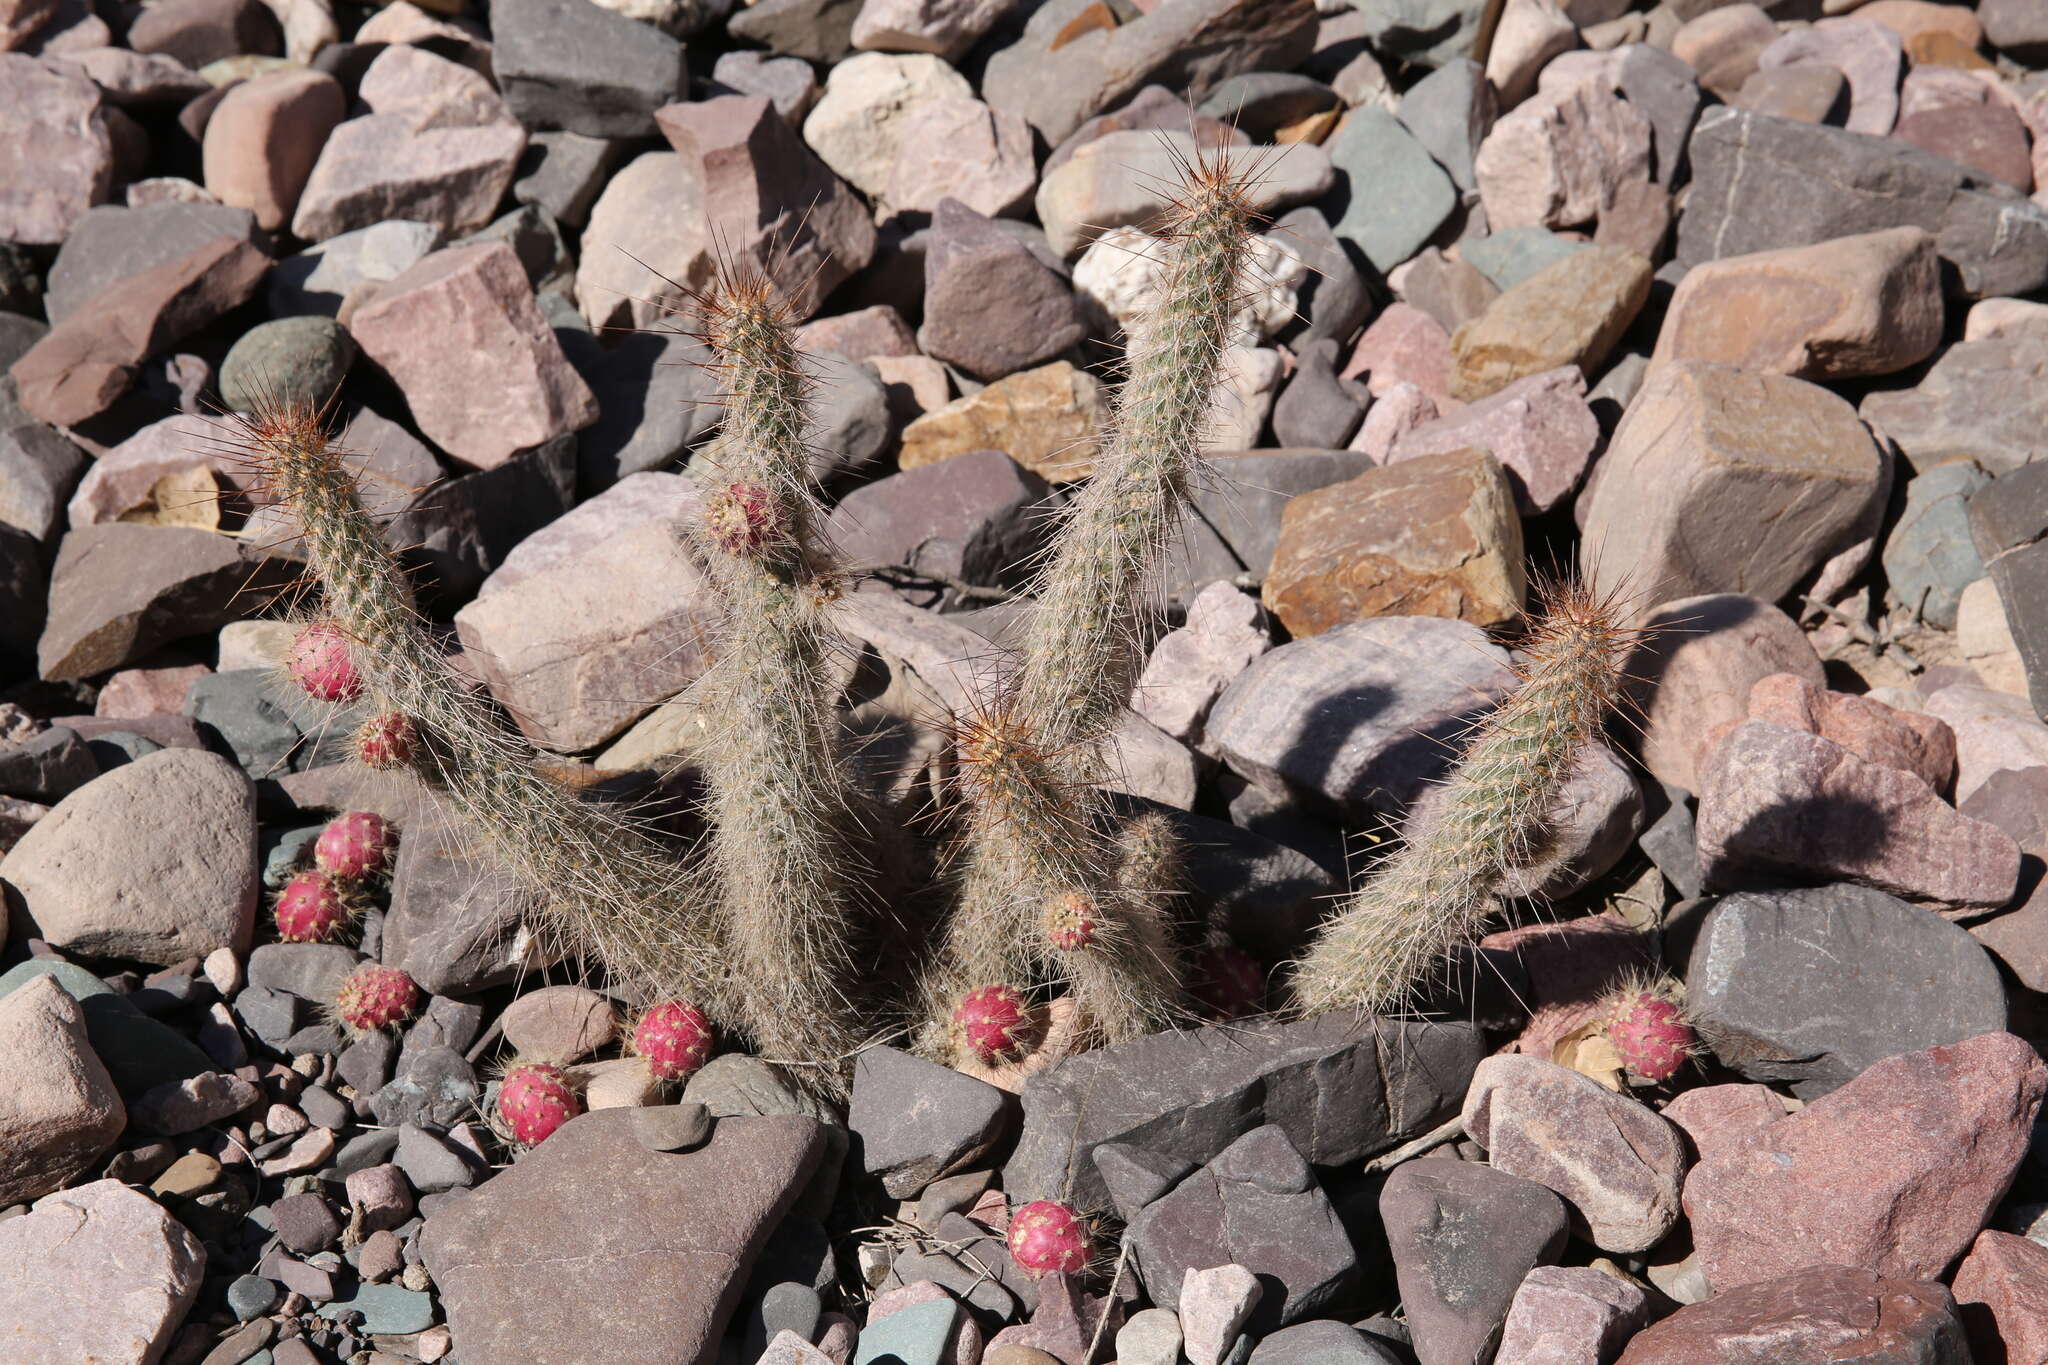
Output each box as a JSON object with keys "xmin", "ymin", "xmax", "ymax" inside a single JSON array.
[
  {"xmin": 1496, "ymin": 1266, "xmax": 1651, "ymax": 1365},
  {"xmin": 1479, "ymin": 911, "xmax": 1655, "ymax": 1066},
  {"xmin": 0, "ymin": 1180, "xmax": 206, "ymax": 1365},
  {"xmin": 1952, "ymin": 1229, "xmax": 2048, "ymax": 1365},
  {"xmin": 0, "ymin": 974, "xmax": 125, "ymax": 1208},
  {"xmin": 796, "ymin": 305, "xmax": 917, "ymax": 360},
  {"xmin": 1659, "ymin": 1084, "xmax": 1787, "ymax": 1166},
  {"xmin": 201, "ymin": 69, "xmax": 345, "ymax": 232},
  {"xmin": 1695, "ymin": 719, "xmax": 2020, "ymax": 911},
  {"xmin": 350, "ymin": 243, "xmax": 596, "ymax": 470},
  {"xmin": 1962, "ymin": 766, "xmax": 2048, "ymax": 992},
  {"xmin": 126, "ymin": 0, "xmax": 279, "ymax": 67},
  {"xmin": 1740, "ymin": 672, "xmax": 1956, "ymax": 794},
  {"xmin": 1343, "ymin": 302, "xmax": 1457, "ymax": 409},
  {"xmin": 1670, "ymin": 4, "xmax": 1777, "ymax": 99},
  {"xmin": 1614, "ymin": 1266, "xmax": 1966, "ymax": 1365},
  {"xmin": 1449, "ymin": 245, "xmax": 1651, "ymax": 402},
  {"xmin": 1655, "ymin": 227, "xmax": 1944, "ymax": 380},
  {"xmin": 1684, "ymin": 1032, "xmax": 2046, "ymax": 1290},
  {"xmin": 1388, "ymin": 365, "xmax": 1598, "ymax": 513},
  {"xmin": 1473, "ymin": 82, "xmax": 1653, "ymax": 232},
  {"xmin": 917, "ymin": 199, "xmax": 1085, "ymax": 382},
  {"xmin": 1894, "ymin": 103, "xmax": 2033, "ymax": 191},
  {"xmin": 1263, "ymin": 447, "xmax": 1525, "ymax": 637}
]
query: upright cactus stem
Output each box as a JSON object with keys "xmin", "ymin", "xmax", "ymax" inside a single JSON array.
[
  {"xmin": 924, "ymin": 148, "xmax": 1265, "ymax": 1058},
  {"xmin": 1290, "ymin": 582, "xmax": 1635, "ymax": 1018},
  {"xmin": 680, "ymin": 264, "xmax": 877, "ymax": 1093}
]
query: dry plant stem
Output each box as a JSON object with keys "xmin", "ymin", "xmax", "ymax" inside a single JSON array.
[
  {"xmin": 684, "ymin": 277, "xmax": 876, "ymax": 1091},
  {"xmin": 1291, "ymin": 585, "xmax": 1631, "ymax": 1017},
  {"xmin": 927, "ymin": 154, "xmax": 1260, "ymax": 1056},
  {"xmin": 246, "ymin": 406, "xmax": 726, "ymax": 1016}
]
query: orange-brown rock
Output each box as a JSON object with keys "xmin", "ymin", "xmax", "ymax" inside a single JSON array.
[{"xmin": 1449, "ymin": 244, "xmax": 1651, "ymax": 401}]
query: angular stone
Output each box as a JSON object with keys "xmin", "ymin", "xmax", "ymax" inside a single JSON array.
[
  {"xmin": 1952, "ymin": 1229, "xmax": 2048, "ymax": 1365},
  {"xmin": 1381, "ymin": 1160, "xmax": 1569, "ymax": 1365},
  {"xmin": 1896, "ymin": 102, "xmax": 2033, "ymax": 191},
  {"xmin": 900, "ymin": 361, "xmax": 1107, "ymax": 482},
  {"xmin": 1656, "ymin": 226, "xmax": 1943, "ymax": 379},
  {"xmin": 0, "ymin": 974, "xmax": 124, "ymax": 1207},
  {"xmin": 1613, "ymin": 1266, "xmax": 1966, "ymax": 1364},
  {"xmin": 1133, "ymin": 583, "xmax": 1271, "ymax": 745},
  {"xmin": 352, "ymin": 242, "xmax": 595, "ymax": 470},
  {"xmin": 1474, "ymin": 82, "xmax": 1653, "ymax": 232},
  {"xmin": 0, "ymin": 1180, "xmax": 204, "ymax": 1365},
  {"xmin": 1756, "ymin": 17, "xmax": 1903, "ymax": 135},
  {"xmin": 1732, "ymin": 63, "xmax": 1847, "ymax": 124},
  {"xmin": 1741, "ymin": 672, "xmax": 1956, "ymax": 793},
  {"xmin": 1161, "ymin": 448, "xmax": 1375, "ymax": 606},
  {"xmin": 201, "ymin": 69, "xmax": 345, "ymax": 232},
  {"xmin": 132, "ymin": 1069, "xmax": 260, "ymax": 1135},
  {"xmin": 1495, "ymin": 1266, "xmax": 1650, "ymax": 1365},
  {"xmin": 1272, "ymin": 339, "xmax": 1368, "ymax": 451},
  {"xmin": 917, "ymin": 200, "xmax": 1083, "ymax": 381},
  {"xmin": 1863, "ymin": 333, "xmax": 2048, "ymax": 477},
  {"xmin": 1005, "ymin": 1014, "xmax": 1483, "ymax": 1210},
  {"xmin": 1676, "ymin": 105, "xmax": 2048, "ymax": 301},
  {"xmin": 1180, "ymin": 1265, "xmax": 1261, "ymax": 1365},
  {"xmin": 1390, "ymin": 365, "xmax": 1599, "ymax": 513},
  {"xmin": 886, "ymin": 97, "xmax": 1035, "ymax": 218},
  {"xmin": 3, "ymin": 749, "xmax": 256, "ymax": 965},
  {"xmin": 1462, "ymin": 1055, "xmax": 1689, "ymax": 1254},
  {"xmin": 424, "ymin": 1110, "xmax": 825, "ymax": 1360},
  {"xmin": 1681, "ymin": 884, "xmax": 2010, "ymax": 1096},
  {"xmin": 1883, "ymin": 460, "xmax": 1989, "ymax": 629},
  {"xmin": 1262, "ymin": 448, "xmax": 1524, "ymax": 637},
  {"xmin": 0, "ymin": 423, "xmax": 84, "ymax": 546},
  {"xmin": 0, "ymin": 54, "xmax": 113, "ymax": 246},
  {"xmin": 1683, "ymin": 1031, "xmax": 2045, "ymax": 1288},
  {"xmin": 290, "ymin": 47, "xmax": 526, "ymax": 243},
  {"xmin": 802, "ymin": 52, "xmax": 971, "ymax": 199},
  {"xmin": 1695, "ymin": 719, "xmax": 2020, "ymax": 910},
  {"xmin": 1326, "ymin": 107, "xmax": 1458, "ymax": 273},
  {"xmin": 850, "ymin": 1046, "xmax": 1011, "ymax": 1199},
  {"xmin": 1247, "ymin": 1321, "xmax": 1403, "ymax": 1365},
  {"xmin": 1450, "ymin": 245, "xmax": 1650, "ymax": 402},
  {"xmin": 1398, "ymin": 59, "xmax": 1494, "ymax": 191},
  {"xmin": 493, "ymin": 0, "xmax": 685, "ymax": 138},
  {"xmin": 1580, "ymin": 362, "xmax": 1885, "ymax": 609},
  {"xmin": 1672, "ymin": 4, "xmax": 1778, "ymax": 98},
  {"xmin": 826, "ymin": 448, "xmax": 1050, "ymax": 592},
  {"xmin": 1128, "ymin": 1126, "xmax": 1356, "ymax": 1332}
]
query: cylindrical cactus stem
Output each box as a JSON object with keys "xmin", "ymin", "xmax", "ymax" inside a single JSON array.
[
  {"xmin": 679, "ymin": 265, "xmax": 879, "ymax": 1094},
  {"xmin": 1290, "ymin": 582, "xmax": 1634, "ymax": 1018},
  {"xmin": 226, "ymin": 395, "xmax": 725, "ymax": 1021},
  {"xmin": 927, "ymin": 151, "xmax": 1262, "ymax": 1057},
  {"xmin": 1059, "ymin": 810, "xmax": 1187, "ymax": 1045}
]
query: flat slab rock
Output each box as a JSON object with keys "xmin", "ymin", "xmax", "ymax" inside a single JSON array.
[
  {"xmin": 0, "ymin": 1179, "xmax": 205, "ymax": 1365},
  {"xmin": 1003, "ymin": 1013, "xmax": 1483, "ymax": 1210},
  {"xmin": 1613, "ymin": 1265, "xmax": 1966, "ymax": 1365},
  {"xmin": 422, "ymin": 1109, "xmax": 826, "ymax": 1365}
]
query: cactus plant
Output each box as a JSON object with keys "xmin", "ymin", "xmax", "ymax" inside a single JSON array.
[
  {"xmin": 1290, "ymin": 582, "xmax": 1635, "ymax": 1017},
  {"xmin": 333, "ymin": 963, "xmax": 421, "ymax": 1034}
]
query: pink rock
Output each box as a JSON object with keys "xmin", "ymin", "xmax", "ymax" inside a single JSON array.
[
  {"xmin": 851, "ymin": 0, "xmax": 1011, "ymax": 61},
  {"xmin": 1952, "ymin": 1229, "xmax": 2048, "ymax": 1365},
  {"xmin": 202, "ymin": 69, "xmax": 346, "ymax": 232},
  {"xmin": 796, "ymin": 305, "xmax": 918, "ymax": 360},
  {"xmin": 1962, "ymin": 766, "xmax": 2048, "ymax": 991},
  {"xmin": 133, "ymin": 1070, "xmax": 261, "ymax": 1136},
  {"xmin": 1180, "ymin": 1264, "xmax": 1261, "ymax": 1365},
  {"xmin": 1658, "ymin": 1084, "xmax": 1786, "ymax": 1166},
  {"xmin": 0, "ymin": 54, "xmax": 112, "ymax": 245},
  {"xmin": 291, "ymin": 46, "xmax": 525, "ymax": 242},
  {"xmin": 1349, "ymin": 380, "xmax": 1438, "ymax": 462},
  {"xmin": 1683, "ymin": 1031, "xmax": 2046, "ymax": 1290},
  {"xmin": 1898, "ymin": 61, "xmax": 1990, "ymax": 121},
  {"xmin": 885, "ymin": 95, "xmax": 1035, "ymax": 219},
  {"xmin": 344, "ymin": 1163, "xmax": 415, "ymax": 1234},
  {"xmin": 760, "ymin": 1330, "xmax": 837, "ymax": 1365},
  {"xmin": 1895, "ymin": 102, "xmax": 2035, "ymax": 192},
  {"xmin": 1621, "ymin": 593, "xmax": 1825, "ymax": 792},
  {"xmin": 1387, "ymin": 365, "xmax": 1597, "ymax": 513},
  {"xmin": 257, "ymin": 1125, "xmax": 337, "ymax": 1176},
  {"xmin": 350, "ymin": 242, "xmax": 597, "ymax": 469},
  {"xmin": 1473, "ymin": 81, "xmax": 1653, "ymax": 231},
  {"xmin": 95, "ymin": 660, "xmax": 208, "ymax": 718},
  {"xmin": 1696, "ymin": 719, "xmax": 2021, "ymax": 912},
  {"xmin": 1479, "ymin": 911, "xmax": 1655, "ymax": 1066},
  {"xmin": 1924, "ymin": 683, "xmax": 2048, "ymax": 804},
  {"xmin": 0, "ymin": 1180, "xmax": 205, "ymax": 1365},
  {"xmin": 0, "ymin": 974, "xmax": 126, "ymax": 1207},
  {"xmin": 1462, "ymin": 1055, "xmax": 1689, "ymax": 1254},
  {"xmin": 1342, "ymin": 303, "xmax": 1458, "ymax": 409},
  {"xmin": 1613, "ymin": 1266, "xmax": 1965, "ymax": 1364},
  {"xmin": 1671, "ymin": 3, "xmax": 1778, "ymax": 99},
  {"xmin": 1743, "ymin": 672, "xmax": 1956, "ymax": 794},
  {"xmin": 1495, "ymin": 1266, "xmax": 1650, "ymax": 1365},
  {"xmin": 353, "ymin": 1, "xmax": 492, "ymax": 72},
  {"xmin": 1756, "ymin": 18, "xmax": 1903, "ymax": 135},
  {"xmin": 1486, "ymin": 0, "xmax": 1577, "ymax": 109},
  {"xmin": 67, "ymin": 412, "xmax": 268, "ymax": 528},
  {"xmin": 1132, "ymin": 581, "xmax": 1271, "ymax": 744},
  {"xmin": 498, "ymin": 985, "xmax": 619, "ymax": 1065}
]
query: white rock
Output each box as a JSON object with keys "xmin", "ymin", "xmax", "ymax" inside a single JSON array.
[
  {"xmin": 1487, "ymin": 0, "xmax": 1578, "ymax": 109},
  {"xmin": 801, "ymin": 52, "xmax": 971, "ymax": 200},
  {"xmin": 1133, "ymin": 582, "xmax": 1272, "ymax": 744},
  {"xmin": 1074, "ymin": 226, "xmax": 1305, "ymax": 345},
  {"xmin": 0, "ymin": 975, "xmax": 125, "ymax": 1208},
  {"xmin": 851, "ymin": 0, "xmax": 1012, "ymax": 61},
  {"xmin": 1924, "ymin": 682, "xmax": 2048, "ymax": 805},
  {"xmin": 1179, "ymin": 1264, "xmax": 1262, "ymax": 1365}
]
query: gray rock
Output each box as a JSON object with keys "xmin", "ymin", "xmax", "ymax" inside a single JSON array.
[
  {"xmin": 247, "ymin": 944, "xmax": 366, "ymax": 1004},
  {"xmin": 1984, "ymin": 0, "xmax": 2048, "ymax": 61},
  {"xmin": 337, "ymin": 1030, "xmax": 398, "ymax": 1098},
  {"xmin": 1379, "ymin": 1160, "xmax": 1568, "ymax": 1365},
  {"xmin": 512, "ymin": 130, "xmax": 628, "ymax": 229},
  {"xmin": 804, "ymin": 351, "xmax": 890, "ymax": 480},
  {"xmin": 708, "ymin": 51, "xmax": 819, "ymax": 126},
  {"xmin": 1272, "ymin": 339, "xmax": 1368, "ymax": 450},
  {"xmin": 234, "ymin": 986, "xmax": 304, "ymax": 1052},
  {"xmin": 1248, "ymin": 1321, "xmax": 1404, "ymax": 1365},
  {"xmin": 1272, "ymin": 206, "xmax": 1370, "ymax": 348},
  {"xmin": 726, "ymin": 0, "xmax": 861, "ymax": 62},
  {"xmin": 492, "ymin": 0, "xmax": 688, "ymax": 138},
  {"xmin": 1865, "ymin": 334, "xmax": 2048, "ymax": 479},
  {"xmin": 1094, "ymin": 1142, "xmax": 1200, "ymax": 1221},
  {"xmin": 825, "ymin": 448, "xmax": 1052, "ymax": 595},
  {"xmin": 744, "ymin": 1281, "xmax": 824, "ymax": 1363},
  {"xmin": 183, "ymin": 671, "xmax": 309, "ymax": 778},
  {"xmin": 0, "ymin": 727, "xmax": 97, "ymax": 803},
  {"xmin": 1682, "ymin": 884, "xmax": 2009, "ymax": 1097},
  {"xmin": 1882, "ymin": 459, "xmax": 1989, "ymax": 629},
  {"xmin": 1397, "ymin": 61, "xmax": 1494, "ymax": 192},
  {"xmin": 316, "ymin": 1282, "xmax": 433, "ymax": 1334},
  {"xmin": 1460, "ymin": 227, "xmax": 1585, "ymax": 292},
  {"xmin": 267, "ymin": 219, "xmax": 443, "ymax": 318},
  {"xmin": 631, "ymin": 1102, "xmax": 714, "ymax": 1153},
  {"xmin": 567, "ymin": 325, "xmax": 718, "ymax": 493},
  {"xmin": 1129, "ymin": 1125, "xmax": 1357, "ymax": 1332},
  {"xmin": 0, "ymin": 523, "xmax": 43, "ymax": 665},
  {"xmin": 1004, "ymin": 1013, "xmax": 1483, "ymax": 1210},
  {"xmin": 44, "ymin": 201, "xmax": 260, "ymax": 326},
  {"xmin": 218, "ymin": 316, "xmax": 355, "ymax": 414},
  {"xmin": 0, "ymin": 422, "xmax": 88, "ymax": 545},
  {"xmin": 681, "ymin": 1054, "xmax": 838, "ymax": 1124},
  {"xmin": 1325, "ymin": 107, "xmax": 1459, "ymax": 274},
  {"xmin": 1353, "ymin": 0, "xmax": 1488, "ymax": 69},
  {"xmin": 228, "ymin": 1274, "xmax": 279, "ymax": 1321},
  {"xmin": 918, "ymin": 199, "xmax": 1084, "ymax": 382},
  {"xmin": 395, "ymin": 1122, "xmax": 483, "ymax": 1192},
  {"xmin": 459, "ymin": 202, "xmax": 575, "ymax": 297},
  {"xmin": 851, "ymin": 1046, "xmax": 1013, "ymax": 1199},
  {"xmin": 1618, "ymin": 42, "xmax": 1703, "ymax": 185},
  {"xmin": 882, "ymin": 1210, "xmax": 1036, "ymax": 1319},
  {"xmin": 380, "ymin": 813, "xmax": 525, "ymax": 997},
  {"xmin": 368, "ymin": 1045, "xmax": 479, "ymax": 1128},
  {"xmin": 1676, "ymin": 106, "xmax": 2048, "ymax": 301},
  {"xmin": 1196, "ymin": 72, "xmax": 1337, "ymax": 140}
]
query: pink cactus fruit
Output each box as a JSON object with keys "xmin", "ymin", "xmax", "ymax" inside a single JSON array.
[
  {"xmin": 355, "ymin": 712, "xmax": 416, "ymax": 770},
  {"xmin": 333, "ymin": 964, "xmax": 421, "ymax": 1034},
  {"xmin": 498, "ymin": 1061, "xmax": 582, "ymax": 1145},
  {"xmin": 705, "ymin": 481, "xmax": 783, "ymax": 558},
  {"xmin": 951, "ymin": 985, "xmax": 1034, "ymax": 1064},
  {"xmin": 632, "ymin": 1001, "xmax": 715, "ymax": 1083},
  {"xmin": 1192, "ymin": 942, "xmax": 1265, "ymax": 1019},
  {"xmin": 1605, "ymin": 986, "xmax": 1696, "ymax": 1083},
  {"xmin": 286, "ymin": 622, "xmax": 363, "ymax": 703},
  {"xmin": 315, "ymin": 811, "xmax": 396, "ymax": 882},
  {"xmin": 1044, "ymin": 891, "xmax": 1098, "ymax": 952},
  {"xmin": 1007, "ymin": 1200, "xmax": 1092, "ymax": 1275},
  {"xmin": 274, "ymin": 871, "xmax": 352, "ymax": 944}
]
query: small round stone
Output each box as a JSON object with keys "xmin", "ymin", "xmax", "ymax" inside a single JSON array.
[
  {"xmin": 228, "ymin": 1273, "xmax": 280, "ymax": 1321},
  {"xmin": 219, "ymin": 315, "xmax": 356, "ymax": 414}
]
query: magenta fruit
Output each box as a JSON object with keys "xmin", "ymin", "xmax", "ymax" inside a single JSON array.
[
  {"xmin": 951, "ymin": 985, "xmax": 1033, "ymax": 1064},
  {"xmin": 633, "ymin": 1001, "xmax": 715, "ymax": 1083},
  {"xmin": 1007, "ymin": 1200, "xmax": 1092, "ymax": 1275},
  {"xmin": 274, "ymin": 871, "xmax": 351, "ymax": 944},
  {"xmin": 1606, "ymin": 988, "xmax": 1696, "ymax": 1083},
  {"xmin": 286, "ymin": 622, "xmax": 363, "ymax": 703},
  {"xmin": 355, "ymin": 712, "xmax": 416, "ymax": 770},
  {"xmin": 333, "ymin": 963, "xmax": 421, "ymax": 1034},
  {"xmin": 498, "ymin": 1061, "xmax": 582, "ymax": 1145},
  {"xmin": 315, "ymin": 811, "xmax": 396, "ymax": 882},
  {"xmin": 1043, "ymin": 892, "xmax": 1098, "ymax": 953}
]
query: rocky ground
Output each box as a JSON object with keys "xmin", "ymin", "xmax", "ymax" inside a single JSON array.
[{"xmin": 8, "ymin": 0, "xmax": 2048, "ymax": 1361}]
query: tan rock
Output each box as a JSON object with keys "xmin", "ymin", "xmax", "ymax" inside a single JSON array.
[
  {"xmin": 1958, "ymin": 577, "xmax": 2028, "ymax": 697},
  {"xmin": 1473, "ymin": 81, "xmax": 1652, "ymax": 231},
  {"xmin": 1671, "ymin": 3, "xmax": 1777, "ymax": 98},
  {"xmin": 801, "ymin": 51, "xmax": 971, "ymax": 200},
  {"xmin": 500, "ymin": 985, "xmax": 619, "ymax": 1065},
  {"xmin": 883, "ymin": 95, "xmax": 1034, "ymax": 218},
  {"xmin": 1580, "ymin": 362, "xmax": 1885, "ymax": 610},
  {"xmin": 201, "ymin": 69, "xmax": 345, "ymax": 232},
  {"xmin": 1262, "ymin": 447, "xmax": 1525, "ymax": 637},
  {"xmin": 1655, "ymin": 226, "xmax": 1943, "ymax": 379},
  {"xmin": 0, "ymin": 1180, "xmax": 205, "ymax": 1365},
  {"xmin": 1856, "ymin": 0, "xmax": 1982, "ymax": 49},
  {"xmin": 1450, "ymin": 244, "xmax": 1651, "ymax": 401},
  {"xmin": 0, "ymin": 975, "xmax": 125, "ymax": 1208},
  {"xmin": 898, "ymin": 360, "xmax": 1107, "ymax": 482},
  {"xmin": 1486, "ymin": 0, "xmax": 1578, "ymax": 109}
]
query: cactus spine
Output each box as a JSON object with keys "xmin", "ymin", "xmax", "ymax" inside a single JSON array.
[
  {"xmin": 1290, "ymin": 583, "xmax": 1633, "ymax": 1017},
  {"xmin": 925, "ymin": 151, "xmax": 1263, "ymax": 1057},
  {"xmin": 678, "ymin": 264, "xmax": 877, "ymax": 1091}
]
